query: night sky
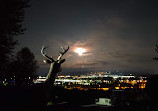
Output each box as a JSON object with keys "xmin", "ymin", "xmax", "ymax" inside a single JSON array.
[{"xmin": 18, "ymin": 0, "xmax": 158, "ymax": 75}]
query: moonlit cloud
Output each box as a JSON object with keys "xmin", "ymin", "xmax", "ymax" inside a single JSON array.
[{"xmin": 20, "ymin": 0, "xmax": 158, "ymax": 75}]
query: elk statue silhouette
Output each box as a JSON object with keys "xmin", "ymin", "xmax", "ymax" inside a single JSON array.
[{"xmin": 40, "ymin": 46, "xmax": 69, "ymax": 105}]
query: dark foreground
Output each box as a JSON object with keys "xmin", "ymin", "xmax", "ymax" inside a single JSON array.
[{"xmin": 0, "ymin": 75, "xmax": 157, "ymax": 111}]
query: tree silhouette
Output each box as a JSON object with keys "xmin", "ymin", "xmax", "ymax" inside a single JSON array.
[
  {"xmin": 9, "ymin": 47, "xmax": 38, "ymax": 86},
  {"xmin": 0, "ymin": 0, "xmax": 29, "ymax": 78}
]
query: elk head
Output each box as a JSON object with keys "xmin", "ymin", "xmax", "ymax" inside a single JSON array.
[{"xmin": 41, "ymin": 46, "xmax": 69, "ymax": 83}]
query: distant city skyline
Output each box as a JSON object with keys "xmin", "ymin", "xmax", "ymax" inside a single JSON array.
[
  {"xmin": 18, "ymin": 0, "xmax": 158, "ymax": 75},
  {"xmin": 35, "ymin": 71, "xmax": 147, "ymax": 91}
]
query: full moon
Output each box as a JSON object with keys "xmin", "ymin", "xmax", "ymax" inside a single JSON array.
[{"xmin": 74, "ymin": 48, "xmax": 86, "ymax": 56}]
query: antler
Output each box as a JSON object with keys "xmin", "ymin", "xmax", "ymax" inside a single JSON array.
[
  {"xmin": 41, "ymin": 46, "xmax": 54, "ymax": 62},
  {"xmin": 57, "ymin": 46, "xmax": 69, "ymax": 61}
]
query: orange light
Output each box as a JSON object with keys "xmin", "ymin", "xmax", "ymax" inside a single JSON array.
[{"xmin": 102, "ymin": 88, "xmax": 109, "ymax": 91}]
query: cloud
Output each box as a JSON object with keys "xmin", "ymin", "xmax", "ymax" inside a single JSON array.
[
  {"xmin": 29, "ymin": 0, "xmax": 158, "ymax": 74},
  {"xmin": 60, "ymin": 19, "xmax": 157, "ymax": 73}
]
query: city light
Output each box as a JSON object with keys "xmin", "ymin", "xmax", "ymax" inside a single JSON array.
[{"xmin": 35, "ymin": 72, "xmax": 148, "ymax": 91}]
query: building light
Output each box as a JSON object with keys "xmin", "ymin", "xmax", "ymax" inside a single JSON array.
[
  {"xmin": 102, "ymin": 88, "xmax": 109, "ymax": 91},
  {"xmin": 115, "ymin": 87, "xmax": 120, "ymax": 89},
  {"xmin": 121, "ymin": 87, "xmax": 126, "ymax": 89}
]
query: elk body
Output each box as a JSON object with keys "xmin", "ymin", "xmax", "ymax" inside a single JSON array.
[
  {"xmin": 28, "ymin": 46, "xmax": 70, "ymax": 111},
  {"xmin": 29, "ymin": 46, "xmax": 69, "ymax": 111},
  {"xmin": 40, "ymin": 46, "xmax": 69, "ymax": 102}
]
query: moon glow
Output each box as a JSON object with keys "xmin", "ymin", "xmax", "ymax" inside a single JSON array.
[{"xmin": 74, "ymin": 48, "xmax": 86, "ymax": 56}]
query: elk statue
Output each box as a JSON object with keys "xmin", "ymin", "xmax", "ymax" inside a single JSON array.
[
  {"xmin": 41, "ymin": 46, "xmax": 69, "ymax": 84},
  {"xmin": 26, "ymin": 46, "xmax": 69, "ymax": 111},
  {"xmin": 40, "ymin": 45, "xmax": 69, "ymax": 103}
]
